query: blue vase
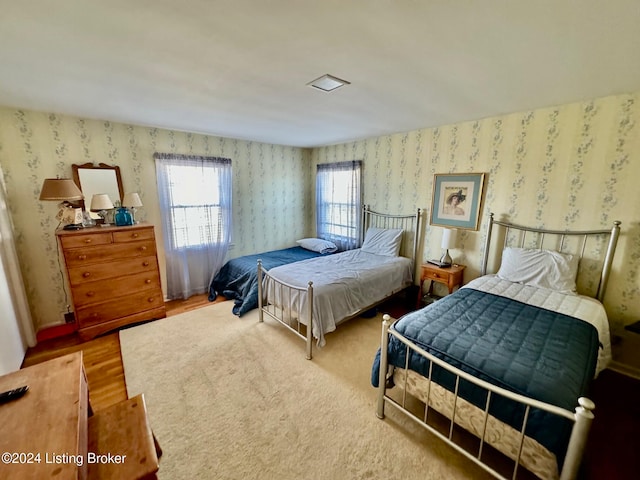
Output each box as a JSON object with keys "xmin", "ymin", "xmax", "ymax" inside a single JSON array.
[{"xmin": 115, "ymin": 207, "xmax": 133, "ymax": 226}]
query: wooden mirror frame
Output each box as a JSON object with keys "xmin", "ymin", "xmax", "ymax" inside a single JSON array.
[{"xmin": 71, "ymin": 162, "xmax": 124, "ymax": 212}]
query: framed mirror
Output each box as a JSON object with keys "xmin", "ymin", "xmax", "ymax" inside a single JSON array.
[{"xmin": 72, "ymin": 163, "xmax": 124, "ymax": 218}]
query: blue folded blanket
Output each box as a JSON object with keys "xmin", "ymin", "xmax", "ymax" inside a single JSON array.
[{"xmin": 209, "ymin": 246, "xmax": 324, "ymax": 316}]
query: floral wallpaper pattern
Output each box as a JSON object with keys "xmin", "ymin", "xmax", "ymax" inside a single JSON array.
[
  {"xmin": 312, "ymin": 92, "xmax": 640, "ymax": 339},
  {"xmin": 0, "ymin": 108, "xmax": 311, "ymax": 330},
  {"xmin": 0, "ymin": 91, "xmax": 639, "ymax": 365}
]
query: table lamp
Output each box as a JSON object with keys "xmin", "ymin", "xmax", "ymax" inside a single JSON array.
[
  {"xmin": 122, "ymin": 192, "xmax": 143, "ymax": 224},
  {"xmin": 39, "ymin": 178, "xmax": 84, "ymax": 202},
  {"xmin": 439, "ymin": 228, "xmax": 458, "ymax": 267},
  {"xmin": 90, "ymin": 193, "xmax": 114, "ymax": 225},
  {"xmin": 39, "ymin": 178, "xmax": 85, "ymax": 229}
]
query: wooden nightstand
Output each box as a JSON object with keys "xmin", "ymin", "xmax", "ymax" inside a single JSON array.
[{"xmin": 416, "ymin": 263, "xmax": 466, "ymax": 308}]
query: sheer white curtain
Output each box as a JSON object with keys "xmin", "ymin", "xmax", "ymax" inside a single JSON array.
[
  {"xmin": 316, "ymin": 160, "xmax": 362, "ymax": 251},
  {"xmin": 155, "ymin": 154, "xmax": 232, "ymax": 300}
]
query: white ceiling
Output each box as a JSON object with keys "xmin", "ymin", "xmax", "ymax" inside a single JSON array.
[{"xmin": 1, "ymin": 1, "xmax": 639, "ymax": 148}]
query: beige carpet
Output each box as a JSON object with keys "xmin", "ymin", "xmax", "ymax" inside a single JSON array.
[{"xmin": 120, "ymin": 301, "xmax": 490, "ymax": 480}]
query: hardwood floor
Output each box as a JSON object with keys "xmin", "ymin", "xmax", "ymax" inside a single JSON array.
[{"xmin": 22, "ymin": 293, "xmax": 214, "ymax": 411}]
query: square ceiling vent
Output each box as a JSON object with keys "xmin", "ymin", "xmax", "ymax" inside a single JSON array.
[{"xmin": 307, "ymin": 74, "xmax": 350, "ymax": 92}]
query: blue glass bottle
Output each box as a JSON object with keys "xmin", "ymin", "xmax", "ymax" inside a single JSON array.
[{"xmin": 115, "ymin": 207, "xmax": 133, "ymax": 226}]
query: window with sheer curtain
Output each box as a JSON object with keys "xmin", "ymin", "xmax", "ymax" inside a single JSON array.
[
  {"xmin": 316, "ymin": 160, "xmax": 362, "ymax": 251},
  {"xmin": 154, "ymin": 153, "xmax": 232, "ymax": 300}
]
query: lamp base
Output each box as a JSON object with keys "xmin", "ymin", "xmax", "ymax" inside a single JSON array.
[
  {"xmin": 439, "ymin": 249, "xmax": 453, "ymax": 267},
  {"xmin": 97, "ymin": 210, "xmax": 111, "ymax": 226}
]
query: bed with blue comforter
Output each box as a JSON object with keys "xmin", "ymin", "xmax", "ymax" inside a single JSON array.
[
  {"xmin": 372, "ymin": 274, "xmax": 612, "ymax": 479},
  {"xmin": 372, "ymin": 285, "xmax": 598, "ymax": 460},
  {"xmin": 209, "ymin": 246, "xmax": 326, "ymax": 316},
  {"xmin": 371, "ymin": 215, "xmax": 619, "ymax": 479}
]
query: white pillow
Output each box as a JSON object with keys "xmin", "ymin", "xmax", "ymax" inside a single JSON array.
[
  {"xmin": 497, "ymin": 247, "xmax": 580, "ymax": 293},
  {"xmin": 360, "ymin": 228, "xmax": 404, "ymax": 257},
  {"xmin": 296, "ymin": 238, "xmax": 337, "ymax": 254}
]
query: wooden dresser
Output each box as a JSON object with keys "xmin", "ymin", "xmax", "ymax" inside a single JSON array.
[{"xmin": 57, "ymin": 224, "xmax": 166, "ymax": 340}]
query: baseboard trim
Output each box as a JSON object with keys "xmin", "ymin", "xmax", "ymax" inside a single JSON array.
[
  {"xmin": 36, "ymin": 322, "xmax": 78, "ymax": 342},
  {"xmin": 607, "ymin": 361, "xmax": 640, "ymax": 380}
]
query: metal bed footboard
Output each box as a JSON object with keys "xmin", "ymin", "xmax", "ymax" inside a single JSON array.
[
  {"xmin": 257, "ymin": 259, "xmax": 314, "ymax": 360},
  {"xmin": 376, "ymin": 314, "xmax": 593, "ymax": 480}
]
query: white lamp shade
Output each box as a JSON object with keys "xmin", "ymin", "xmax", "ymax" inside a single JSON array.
[
  {"xmin": 441, "ymin": 228, "xmax": 458, "ymax": 249},
  {"xmin": 90, "ymin": 193, "xmax": 114, "ymax": 211},
  {"xmin": 122, "ymin": 192, "xmax": 143, "ymax": 208}
]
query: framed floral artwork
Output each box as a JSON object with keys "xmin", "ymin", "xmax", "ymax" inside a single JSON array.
[{"xmin": 430, "ymin": 173, "xmax": 486, "ymax": 230}]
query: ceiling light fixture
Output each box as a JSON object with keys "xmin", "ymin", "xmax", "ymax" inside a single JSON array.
[{"xmin": 307, "ymin": 74, "xmax": 350, "ymax": 92}]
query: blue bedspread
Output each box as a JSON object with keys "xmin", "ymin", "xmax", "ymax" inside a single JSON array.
[
  {"xmin": 371, "ymin": 288, "xmax": 599, "ymax": 466},
  {"xmin": 209, "ymin": 246, "xmax": 325, "ymax": 316}
]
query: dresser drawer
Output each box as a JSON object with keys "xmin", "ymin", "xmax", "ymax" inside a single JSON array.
[
  {"xmin": 72, "ymin": 271, "xmax": 161, "ymax": 307},
  {"xmin": 76, "ymin": 291, "xmax": 165, "ymax": 328},
  {"xmin": 113, "ymin": 228, "xmax": 155, "ymax": 243},
  {"xmin": 64, "ymin": 240, "xmax": 157, "ymax": 267},
  {"xmin": 67, "ymin": 256, "xmax": 158, "ymax": 286},
  {"xmin": 423, "ymin": 269, "xmax": 448, "ymax": 281},
  {"xmin": 59, "ymin": 232, "xmax": 113, "ymax": 250}
]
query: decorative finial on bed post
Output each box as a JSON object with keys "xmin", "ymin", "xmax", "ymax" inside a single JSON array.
[{"xmin": 561, "ymin": 397, "xmax": 595, "ymax": 480}]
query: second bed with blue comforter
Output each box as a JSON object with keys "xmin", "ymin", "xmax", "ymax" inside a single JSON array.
[{"xmin": 372, "ymin": 282, "xmax": 603, "ymax": 469}]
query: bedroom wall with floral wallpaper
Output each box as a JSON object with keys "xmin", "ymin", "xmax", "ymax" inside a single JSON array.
[
  {"xmin": 1, "ymin": 91, "xmax": 639, "ymax": 366},
  {"xmin": 0, "ymin": 107, "xmax": 312, "ymax": 330},
  {"xmin": 312, "ymin": 92, "xmax": 640, "ymax": 340}
]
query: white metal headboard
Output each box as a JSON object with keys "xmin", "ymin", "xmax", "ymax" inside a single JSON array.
[
  {"xmin": 361, "ymin": 205, "xmax": 422, "ymax": 270},
  {"xmin": 481, "ymin": 213, "xmax": 621, "ymax": 302}
]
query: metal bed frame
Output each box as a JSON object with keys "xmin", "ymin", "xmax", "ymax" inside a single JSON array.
[
  {"xmin": 376, "ymin": 213, "xmax": 621, "ymax": 480},
  {"xmin": 257, "ymin": 206, "xmax": 422, "ymax": 359}
]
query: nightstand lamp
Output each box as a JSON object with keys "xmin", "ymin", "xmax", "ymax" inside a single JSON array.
[
  {"xmin": 440, "ymin": 228, "xmax": 458, "ymax": 267},
  {"xmin": 90, "ymin": 193, "xmax": 114, "ymax": 225},
  {"xmin": 122, "ymin": 192, "xmax": 143, "ymax": 224}
]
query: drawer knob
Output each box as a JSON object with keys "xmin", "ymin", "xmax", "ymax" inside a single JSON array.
[
  {"xmin": 145, "ymin": 279, "xmax": 152, "ymax": 284},
  {"xmin": 91, "ymin": 313, "xmax": 98, "ymax": 318},
  {"xmin": 148, "ymin": 297, "xmax": 154, "ymax": 302},
  {"xmin": 140, "ymin": 246, "xmax": 147, "ymax": 251},
  {"xmin": 78, "ymin": 254, "xmax": 87, "ymax": 260},
  {"xmin": 142, "ymin": 261, "xmax": 150, "ymax": 267},
  {"xmin": 82, "ymin": 272, "xmax": 91, "ymax": 278},
  {"xmin": 86, "ymin": 291, "xmax": 95, "ymax": 297},
  {"xmin": 132, "ymin": 233, "xmax": 139, "ymax": 238},
  {"xmin": 84, "ymin": 239, "xmax": 92, "ymax": 244}
]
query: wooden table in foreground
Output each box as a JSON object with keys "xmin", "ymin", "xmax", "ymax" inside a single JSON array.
[{"xmin": 0, "ymin": 352, "xmax": 159, "ymax": 480}]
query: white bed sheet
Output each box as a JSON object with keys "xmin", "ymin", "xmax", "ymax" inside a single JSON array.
[
  {"xmin": 463, "ymin": 275, "xmax": 612, "ymax": 376},
  {"xmin": 264, "ymin": 249, "xmax": 413, "ymax": 346}
]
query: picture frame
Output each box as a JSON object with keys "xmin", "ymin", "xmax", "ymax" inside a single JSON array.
[{"xmin": 430, "ymin": 173, "xmax": 486, "ymax": 230}]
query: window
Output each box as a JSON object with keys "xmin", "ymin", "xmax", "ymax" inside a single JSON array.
[
  {"xmin": 163, "ymin": 163, "xmax": 225, "ymax": 249},
  {"xmin": 155, "ymin": 153, "xmax": 232, "ymax": 300},
  {"xmin": 316, "ymin": 161, "xmax": 362, "ymax": 250},
  {"xmin": 155, "ymin": 155, "xmax": 232, "ymax": 249}
]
